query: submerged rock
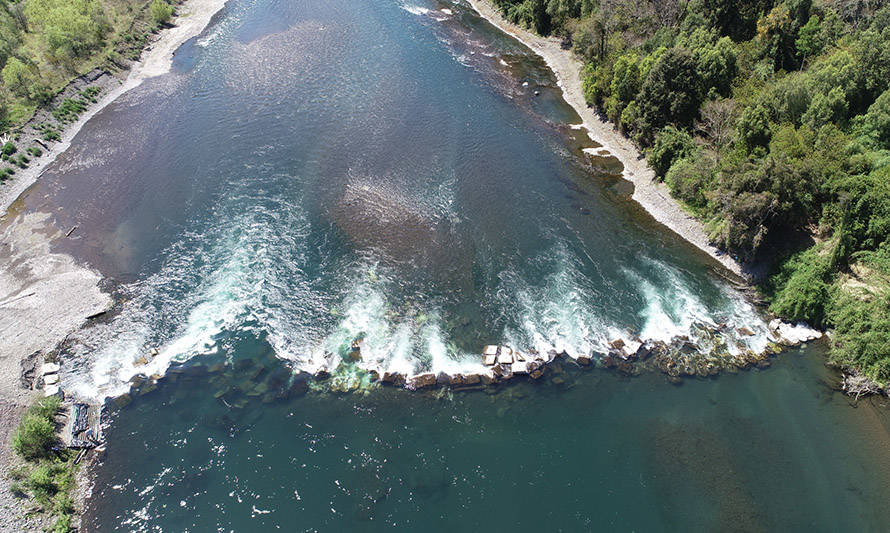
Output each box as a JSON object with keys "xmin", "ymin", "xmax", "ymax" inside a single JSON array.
[{"xmin": 737, "ymin": 326, "xmax": 755, "ymax": 337}]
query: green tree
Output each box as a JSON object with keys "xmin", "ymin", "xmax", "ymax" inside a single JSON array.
[
  {"xmin": 695, "ymin": 36, "xmax": 737, "ymax": 98},
  {"xmin": 737, "ymin": 104, "xmax": 771, "ymax": 151},
  {"xmin": 24, "ymin": 0, "xmax": 109, "ymax": 64},
  {"xmin": 664, "ymin": 152, "xmax": 715, "ymax": 207},
  {"xmin": 1, "ymin": 56, "xmax": 32, "ymax": 97},
  {"xmin": 649, "ymin": 125, "xmax": 695, "ymax": 178},
  {"xmin": 150, "ymin": 0, "xmax": 174, "ymax": 25},
  {"xmin": 635, "ymin": 47, "xmax": 702, "ymax": 142},
  {"xmin": 796, "ymin": 15, "xmax": 824, "ymax": 61},
  {"xmin": 604, "ymin": 52, "xmax": 640, "ymax": 122},
  {"xmin": 802, "ymin": 86, "xmax": 848, "ymax": 128},
  {"xmin": 855, "ymin": 89, "xmax": 890, "ymax": 149}
]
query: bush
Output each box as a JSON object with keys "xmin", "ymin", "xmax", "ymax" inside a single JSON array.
[
  {"xmin": 830, "ymin": 290, "xmax": 890, "ymax": 384},
  {"xmin": 769, "ymin": 246, "xmax": 833, "ymax": 327},
  {"xmin": 52, "ymin": 513, "xmax": 72, "ymax": 533},
  {"xmin": 2, "ymin": 142, "xmax": 16, "ymax": 156},
  {"xmin": 27, "ymin": 464, "xmax": 58, "ymax": 502},
  {"xmin": 13, "ymin": 414, "xmax": 56, "ymax": 460},
  {"xmin": 150, "ymin": 0, "xmax": 174, "ymax": 25},
  {"xmin": 649, "ymin": 126, "xmax": 696, "ymax": 178},
  {"xmin": 12, "ymin": 397, "xmax": 60, "ymax": 460}
]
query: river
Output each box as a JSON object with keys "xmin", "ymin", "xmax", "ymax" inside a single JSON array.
[{"xmin": 8, "ymin": 0, "xmax": 890, "ymax": 529}]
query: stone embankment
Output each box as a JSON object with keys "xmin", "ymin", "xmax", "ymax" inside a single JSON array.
[{"xmin": 105, "ymin": 319, "xmax": 823, "ymax": 406}]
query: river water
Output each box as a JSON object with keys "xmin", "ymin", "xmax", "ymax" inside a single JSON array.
[{"xmin": 10, "ymin": 0, "xmax": 890, "ymax": 529}]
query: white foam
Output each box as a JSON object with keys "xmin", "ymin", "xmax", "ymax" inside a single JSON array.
[{"xmin": 399, "ymin": 3, "xmax": 430, "ymax": 15}]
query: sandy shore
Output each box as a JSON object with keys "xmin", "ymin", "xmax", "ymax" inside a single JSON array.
[
  {"xmin": 467, "ymin": 0, "xmax": 747, "ymax": 279},
  {"xmin": 0, "ymin": 0, "xmax": 228, "ymax": 528}
]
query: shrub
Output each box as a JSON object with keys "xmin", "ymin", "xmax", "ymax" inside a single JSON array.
[
  {"xmin": 830, "ymin": 290, "xmax": 890, "ymax": 384},
  {"xmin": 12, "ymin": 397, "xmax": 60, "ymax": 460},
  {"xmin": 150, "ymin": 0, "xmax": 174, "ymax": 25},
  {"xmin": 13, "ymin": 414, "xmax": 56, "ymax": 460},
  {"xmin": 649, "ymin": 126, "xmax": 696, "ymax": 178},
  {"xmin": 2, "ymin": 142, "xmax": 16, "ymax": 156},
  {"xmin": 769, "ymin": 246, "xmax": 833, "ymax": 327},
  {"xmin": 27, "ymin": 464, "xmax": 58, "ymax": 503},
  {"xmin": 52, "ymin": 513, "xmax": 72, "ymax": 533}
]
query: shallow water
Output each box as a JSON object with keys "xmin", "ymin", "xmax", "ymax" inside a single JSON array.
[
  {"xmin": 10, "ymin": 0, "xmax": 890, "ymax": 529},
  {"xmin": 24, "ymin": 0, "xmax": 769, "ymax": 399}
]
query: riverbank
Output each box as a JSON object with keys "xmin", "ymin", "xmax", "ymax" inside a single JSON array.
[
  {"xmin": 466, "ymin": 0, "xmax": 749, "ymax": 279},
  {"xmin": 0, "ymin": 0, "xmax": 228, "ymax": 218},
  {"xmin": 0, "ymin": 0, "xmax": 228, "ymax": 529}
]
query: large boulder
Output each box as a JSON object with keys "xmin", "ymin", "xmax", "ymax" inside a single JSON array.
[
  {"xmin": 479, "ymin": 372, "xmax": 497, "ymax": 385},
  {"xmin": 381, "ymin": 371, "xmax": 406, "ymax": 386},
  {"xmin": 41, "ymin": 362, "xmax": 61, "ymax": 375},
  {"xmin": 408, "ymin": 373, "xmax": 437, "ymax": 389}
]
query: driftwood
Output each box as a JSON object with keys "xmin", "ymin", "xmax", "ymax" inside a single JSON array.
[{"xmin": 843, "ymin": 373, "xmax": 884, "ymax": 401}]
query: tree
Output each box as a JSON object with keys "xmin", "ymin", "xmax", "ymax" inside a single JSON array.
[
  {"xmin": 737, "ymin": 104, "xmax": 771, "ymax": 151},
  {"xmin": 605, "ymin": 53, "xmax": 641, "ymax": 122},
  {"xmin": 855, "ymin": 88, "xmax": 890, "ymax": 148},
  {"xmin": 2, "ymin": 56, "xmax": 32, "ymax": 97},
  {"xmin": 696, "ymin": 98, "xmax": 736, "ymax": 149},
  {"xmin": 24, "ymin": 0, "xmax": 109, "ymax": 64},
  {"xmin": 802, "ymin": 86, "xmax": 848, "ymax": 128},
  {"xmin": 649, "ymin": 125, "xmax": 696, "ymax": 178},
  {"xmin": 695, "ymin": 36, "xmax": 737, "ymax": 98},
  {"xmin": 796, "ymin": 14, "xmax": 824, "ymax": 62},
  {"xmin": 664, "ymin": 151, "xmax": 715, "ymax": 207},
  {"xmin": 635, "ymin": 47, "xmax": 702, "ymax": 142},
  {"xmin": 151, "ymin": 0, "xmax": 174, "ymax": 25}
]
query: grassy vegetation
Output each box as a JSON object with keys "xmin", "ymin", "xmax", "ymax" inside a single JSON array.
[
  {"xmin": 0, "ymin": 0, "xmax": 178, "ymax": 132},
  {"xmin": 490, "ymin": 0, "xmax": 890, "ymax": 385},
  {"xmin": 9, "ymin": 396, "xmax": 78, "ymax": 532}
]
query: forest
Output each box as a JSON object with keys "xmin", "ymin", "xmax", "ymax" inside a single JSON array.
[{"xmin": 493, "ymin": 0, "xmax": 890, "ymax": 383}]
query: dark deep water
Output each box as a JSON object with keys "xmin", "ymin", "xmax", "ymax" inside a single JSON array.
[{"xmin": 8, "ymin": 0, "xmax": 890, "ymax": 529}]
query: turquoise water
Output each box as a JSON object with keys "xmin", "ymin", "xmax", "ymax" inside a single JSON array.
[
  {"xmin": 85, "ymin": 344, "xmax": 890, "ymax": 531},
  {"xmin": 12, "ymin": 0, "xmax": 889, "ymax": 529}
]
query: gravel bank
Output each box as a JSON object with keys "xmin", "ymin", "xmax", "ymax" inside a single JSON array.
[{"xmin": 0, "ymin": 0, "xmax": 229, "ymax": 528}]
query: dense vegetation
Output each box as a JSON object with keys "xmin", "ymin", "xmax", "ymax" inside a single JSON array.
[
  {"xmin": 492, "ymin": 0, "xmax": 890, "ymax": 383},
  {"xmin": 0, "ymin": 0, "xmax": 175, "ymax": 129},
  {"xmin": 10, "ymin": 396, "xmax": 78, "ymax": 533}
]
